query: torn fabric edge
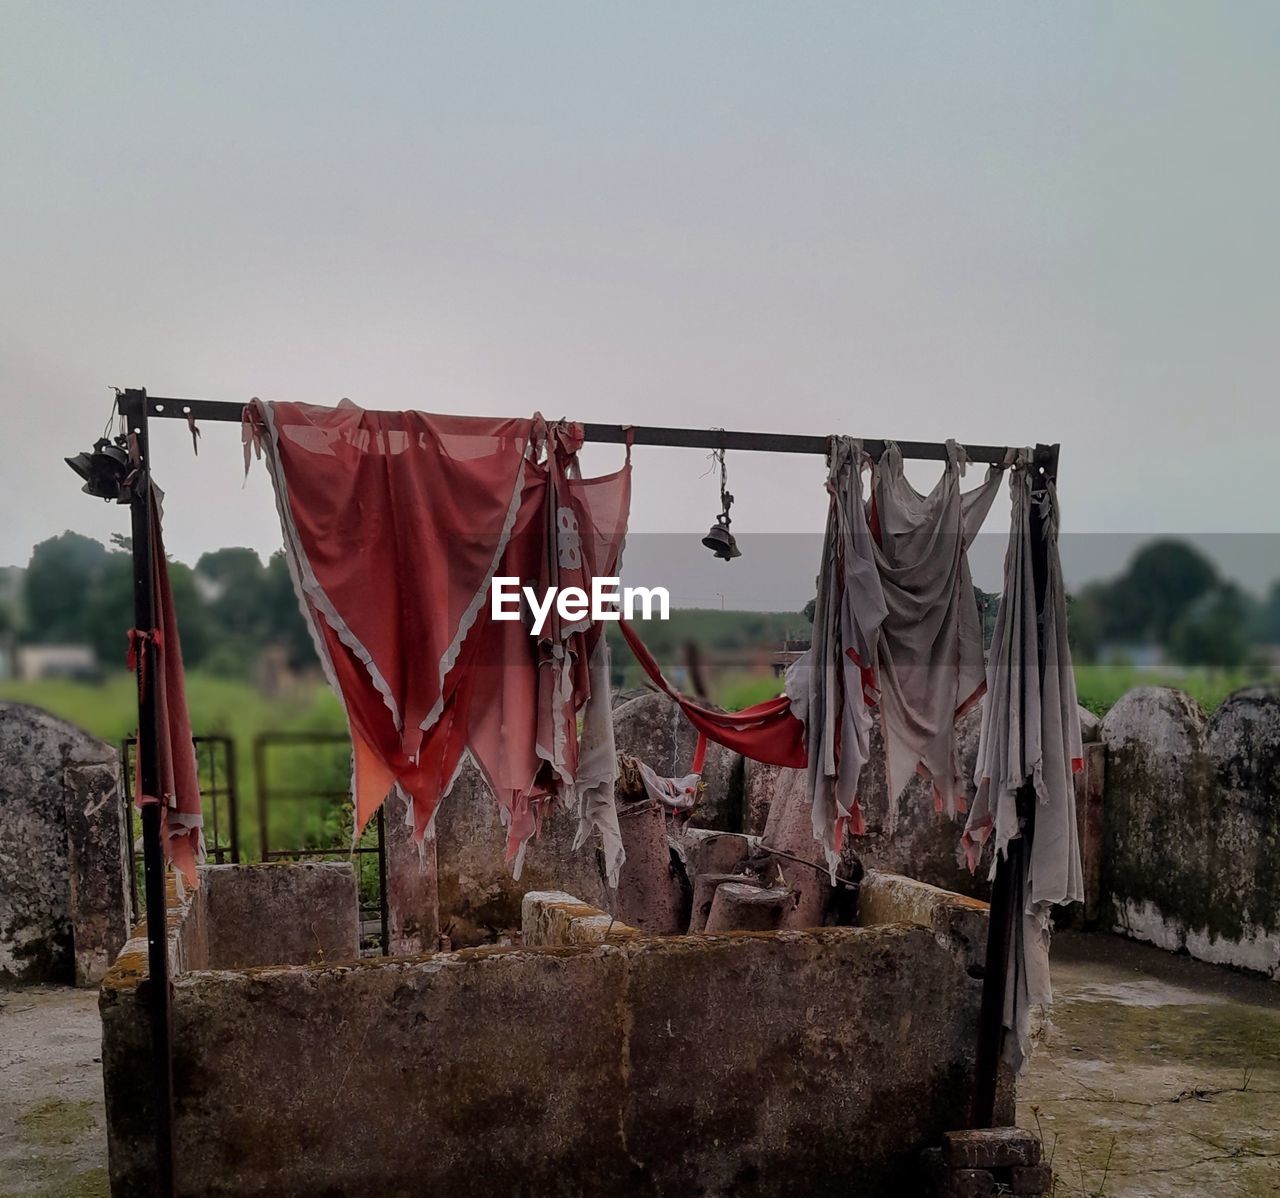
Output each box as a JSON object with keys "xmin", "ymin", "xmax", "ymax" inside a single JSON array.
[
  {"xmin": 961, "ymin": 456, "xmax": 1084, "ymax": 1073},
  {"xmin": 784, "ymin": 436, "xmax": 887, "ymax": 880}
]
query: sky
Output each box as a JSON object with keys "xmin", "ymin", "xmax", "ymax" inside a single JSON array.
[{"xmin": 3, "ymin": 3, "xmax": 1278, "ymax": 608}]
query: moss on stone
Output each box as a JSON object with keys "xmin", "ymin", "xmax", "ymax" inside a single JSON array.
[{"xmin": 17, "ymin": 1097, "xmax": 97, "ymax": 1146}]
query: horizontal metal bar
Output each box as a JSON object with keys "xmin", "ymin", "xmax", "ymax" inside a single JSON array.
[{"xmin": 127, "ymin": 393, "xmax": 1047, "ymax": 468}]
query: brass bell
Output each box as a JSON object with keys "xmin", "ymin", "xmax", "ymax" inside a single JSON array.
[{"xmin": 701, "ymin": 516, "xmax": 741, "ymax": 561}]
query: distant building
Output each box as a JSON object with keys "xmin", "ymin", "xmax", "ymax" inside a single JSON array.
[
  {"xmin": 17, "ymin": 644, "xmax": 97, "ymax": 682},
  {"xmin": 771, "ymin": 637, "xmax": 810, "ymax": 677}
]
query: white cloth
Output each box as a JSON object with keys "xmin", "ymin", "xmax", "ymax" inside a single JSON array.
[
  {"xmin": 870, "ymin": 441, "xmax": 1002, "ymax": 823},
  {"xmin": 962, "ymin": 456, "xmax": 1084, "ymax": 1072},
  {"xmin": 785, "ymin": 437, "xmax": 888, "ymax": 876}
]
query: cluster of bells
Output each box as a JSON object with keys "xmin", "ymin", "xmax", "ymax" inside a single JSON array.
[
  {"xmin": 65, "ymin": 436, "xmax": 134, "ymax": 502},
  {"xmin": 701, "ymin": 512, "xmax": 741, "ymax": 561}
]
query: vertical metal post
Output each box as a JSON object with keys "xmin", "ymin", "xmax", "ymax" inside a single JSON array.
[
  {"xmin": 376, "ymin": 805, "xmax": 390, "ymax": 956},
  {"xmin": 971, "ymin": 443, "xmax": 1059, "ymax": 1128},
  {"xmin": 226, "ymin": 737, "xmax": 241, "ymax": 864},
  {"xmin": 255, "ymin": 732, "xmax": 270, "ymax": 861},
  {"xmin": 120, "ymin": 388, "xmax": 177, "ymax": 1196}
]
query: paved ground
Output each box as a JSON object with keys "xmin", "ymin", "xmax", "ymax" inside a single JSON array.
[
  {"xmin": 0, "ymin": 986, "xmax": 107, "ymax": 1198},
  {"xmin": 2, "ymin": 933, "xmax": 1277, "ymax": 1197},
  {"xmin": 1020, "ymin": 931, "xmax": 1280, "ymax": 1197}
]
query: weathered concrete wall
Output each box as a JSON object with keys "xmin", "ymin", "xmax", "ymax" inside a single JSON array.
[
  {"xmin": 201, "ymin": 862, "xmax": 359, "ymax": 969},
  {"xmin": 103, "ymin": 871, "xmax": 988, "ymax": 1197},
  {"xmin": 0, "ymin": 701, "xmax": 131, "ymax": 985},
  {"xmin": 1101, "ymin": 686, "xmax": 1280, "ymax": 979}
]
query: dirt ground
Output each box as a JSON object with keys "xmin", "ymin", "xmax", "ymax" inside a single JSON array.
[
  {"xmin": 0, "ymin": 985, "xmax": 107, "ymax": 1198},
  {"xmin": 1020, "ymin": 931, "xmax": 1280, "ymax": 1197},
  {"xmin": 1, "ymin": 932, "xmax": 1277, "ymax": 1198}
]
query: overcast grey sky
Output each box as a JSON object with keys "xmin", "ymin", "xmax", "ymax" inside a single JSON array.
[{"xmin": 3, "ymin": 3, "xmax": 1278, "ymax": 605}]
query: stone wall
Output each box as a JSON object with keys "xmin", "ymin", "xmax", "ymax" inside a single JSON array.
[
  {"xmin": 1101, "ymin": 686, "xmax": 1280, "ymax": 978},
  {"xmin": 0, "ymin": 701, "xmax": 131, "ymax": 985},
  {"xmin": 102, "ymin": 870, "xmax": 989, "ymax": 1198},
  {"xmin": 746, "ymin": 704, "xmax": 1103, "ymax": 911},
  {"xmin": 200, "ymin": 862, "xmax": 359, "ymax": 968}
]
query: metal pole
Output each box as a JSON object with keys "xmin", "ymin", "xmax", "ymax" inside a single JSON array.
[
  {"xmin": 133, "ymin": 394, "xmax": 1019, "ymax": 466},
  {"xmin": 226, "ymin": 737, "xmax": 241, "ymax": 864},
  {"xmin": 971, "ymin": 443, "xmax": 1058, "ymax": 1127},
  {"xmin": 376, "ymin": 805, "xmax": 390, "ymax": 956},
  {"xmin": 120, "ymin": 388, "xmax": 177, "ymax": 1195}
]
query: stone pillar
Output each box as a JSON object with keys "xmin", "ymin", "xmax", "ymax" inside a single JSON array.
[
  {"xmin": 65, "ymin": 756, "xmax": 132, "ymax": 986},
  {"xmin": 1074, "ymin": 741, "xmax": 1106, "ymax": 928},
  {"xmin": 384, "ymin": 791, "xmax": 440, "ymax": 955},
  {"xmin": 1, "ymin": 702, "xmax": 131, "ymax": 986}
]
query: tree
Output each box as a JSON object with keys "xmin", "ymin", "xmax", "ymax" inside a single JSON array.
[
  {"xmin": 1095, "ymin": 539, "xmax": 1220, "ymax": 647},
  {"xmin": 22, "ymin": 531, "xmax": 109, "ymax": 643},
  {"xmin": 1168, "ymin": 584, "xmax": 1253, "ymax": 670},
  {"xmin": 82, "ymin": 551, "xmax": 212, "ymax": 671}
]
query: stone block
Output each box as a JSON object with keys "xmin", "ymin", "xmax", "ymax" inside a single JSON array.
[
  {"xmin": 942, "ymin": 1127, "xmax": 1040, "ymax": 1170},
  {"xmin": 202, "ymin": 862, "xmax": 359, "ymax": 968},
  {"xmin": 676, "ymin": 826, "xmax": 752, "ymax": 879},
  {"xmin": 435, "ymin": 760, "xmax": 609, "ymax": 946},
  {"xmin": 945, "ymin": 1168, "xmax": 994, "ymax": 1198},
  {"xmin": 689, "ymin": 872, "xmax": 760, "ymax": 934},
  {"xmin": 521, "ymin": 890, "xmax": 639, "ymax": 947},
  {"xmin": 65, "ymin": 757, "xmax": 132, "ymax": 985},
  {"xmin": 760, "ymin": 767, "xmax": 831, "ymax": 928},
  {"xmin": 1010, "ymin": 1162, "xmax": 1054, "ymax": 1194},
  {"xmin": 0, "ymin": 701, "xmax": 127, "ymax": 985},
  {"xmin": 613, "ymin": 799, "xmax": 687, "ymax": 934},
  {"xmin": 703, "ymin": 881, "xmax": 791, "ymax": 932}
]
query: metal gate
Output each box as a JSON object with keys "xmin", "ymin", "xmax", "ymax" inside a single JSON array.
[
  {"xmin": 253, "ymin": 730, "xmax": 389, "ymax": 955},
  {"xmin": 121, "ymin": 734, "xmax": 240, "ymax": 917}
]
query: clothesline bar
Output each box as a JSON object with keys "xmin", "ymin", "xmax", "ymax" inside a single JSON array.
[{"xmin": 128, "ymin": 394, "xmax": 1052, "ymax": 472}]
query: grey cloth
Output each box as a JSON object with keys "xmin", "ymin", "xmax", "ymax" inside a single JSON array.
[
  {"xmin": 785, "ymin": 437, "xmax": 887, "ymax": 876},
  {"xmin": 963, "ymin": 456, "xmax": 1083, "ymax": 1073},
  {"xmin": 570, "ymin": 632, "xmax": 627, "ymax": 889},
  {"xmin": 870, "ymin": 441, "xmax": 1002, "ymax": 824}
]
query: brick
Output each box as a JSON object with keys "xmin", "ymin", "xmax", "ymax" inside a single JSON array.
[
  {"xmin": 945, "ymin": 1168, "xmax": 995, "ymax": 1198},
  {"xmin": 919, "ymin": 1146, "xmax": 946, "ymax": 1195},
  {"xmin": 1011, "ymin": 1162, "xmax": 1054, "ymax": 1195},
  {"xmin": 943, "ymin": 1127, "xmax": 1041, "ymax": 1170}
]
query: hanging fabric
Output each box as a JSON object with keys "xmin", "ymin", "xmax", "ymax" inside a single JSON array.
[
  {"xmin": 246, "ymin": 400, "xmax": 630, "ymax": 885},
  {"xmin": 869, "ymin": 440, "xmax": 1002, "ymax": 823},
  {"xmin": 961, "ymin": 454, "xmax": 1084, "ymax": 1073},
  {"xmin": 132, "ymin": 488, "xmax": 204, "ymax": 887},
  {"xmin": 618, "ymin": 619, "xmax": 807, "ymax": 768},
  {"xmin": 784, "ymin": 437, "xmax": 888, "ymax": 875},
  {"xmin": 633, "ymin": 733, "xmax": 706, "ymax": 812}
]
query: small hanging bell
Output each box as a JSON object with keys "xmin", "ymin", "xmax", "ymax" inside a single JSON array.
[
  {"xmin": 701, "ymin": 442, "xmax": 742, "ymax": 561},
  {"xmin": 702, "ymin": 515, "xmax": 741, "ymax": 561}
]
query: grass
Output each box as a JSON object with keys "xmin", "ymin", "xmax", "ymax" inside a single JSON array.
[{"xmin": 1072, "ymin": 664, "xmax": 1274, "ymax": 717}]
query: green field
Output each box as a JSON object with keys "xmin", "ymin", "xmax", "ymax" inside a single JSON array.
[{"xmin": 3, "ymin": 655, "xmax": 1273, "ymax": 892}]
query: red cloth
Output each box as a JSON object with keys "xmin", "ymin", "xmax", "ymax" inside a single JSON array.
[
  {"xmin": 133, "ymin": 496, "xmax": 203, "ymax": 887},
  {"xmin": 617, "ymin": 619, "xmax": 807, "ymax": 768},
  {"xmin": 248, "ymin": 400, "xmax": 630, "ymax": 867}
]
